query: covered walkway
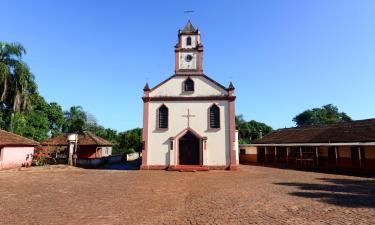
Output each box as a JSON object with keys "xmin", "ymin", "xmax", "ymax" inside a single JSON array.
[{"xmin": 240, "ymin": 119, "xmax": 375, "ymax": 173}]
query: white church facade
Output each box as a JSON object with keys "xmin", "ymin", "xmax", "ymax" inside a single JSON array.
[{"xmin": 141, "ymin": 21, "xmax": 239, "ymax": 170}]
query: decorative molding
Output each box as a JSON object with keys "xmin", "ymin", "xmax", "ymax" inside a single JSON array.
[{"xmin": 143, "ymin": 96, "xmax": 236, "ymax": 102}]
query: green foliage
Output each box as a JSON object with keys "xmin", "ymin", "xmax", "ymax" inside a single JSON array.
[
  {"xmin": 62, "ymin": 106, "xmax": 87, "ymax": 133},
  {"xmin": 23, "ymin": 111, "xmax": 50, "ymax": 141},
  {"xmin": 11, "ymin": 95, "xmax": 53, "ymax": 141},
  {"xmin": 0, "ymin": 109, "xmax": 6, "ymax": 129},
  {"xmin": 47, "ymin": 102, "xmax": 65, "ymax": 137},
  {"xmin": 236, "ymin": 115, "xmax": 273, "ymax": 144},
  {"xmin": 0, "ymin": 42, "xmax": 36, "ymax": 112},
  {"xmin": 293, "ymin": 104, "xmax": 352, "ymax": 127},
  {"xmin": 86, "ymin": 123, "xmax": 142, "ymax": 155},
  {"xmin": 85, "ymin": 122, "xmax": 118, "ymax": 144},
  {"xmin": 116, "ymin": 128, "xmax": 142, "ymax": 154}
]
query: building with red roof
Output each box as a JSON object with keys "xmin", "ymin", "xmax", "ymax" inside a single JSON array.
[{"xmin": 0, "ymin": 129, "xmax": 39, "ymax": 170}]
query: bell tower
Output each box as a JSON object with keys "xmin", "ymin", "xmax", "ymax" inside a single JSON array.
[{"xmin": 175, "ymin": 20, "xmax": 204, "ymax": 74}]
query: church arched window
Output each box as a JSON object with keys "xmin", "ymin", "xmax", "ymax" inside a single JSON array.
[
  {"xmin": 209, "ymin": 104, "xmax": 220, "ymax": 129},
  {"xmin": 184, "ymin": 78, "xmax": 194, "ymax": 92},
  {"xmin": 186, "ymin": 36, "xmax": 192, "ymax": 46},
  {"xmin": 158, "ymin": 105, "xmax": 169, "ymax": 129}
]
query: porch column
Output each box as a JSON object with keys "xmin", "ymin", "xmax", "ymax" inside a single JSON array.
[
  {"xmin": 316, "ymin": 146, "xmax": 319, "ymax": 167},
  {"xmin": 265, "ymin": 146, "xmax": 268, "ymax": 163},
  {"xmin": 275, "ymin": 146, "xmax": 277, "ymax": 164},
  {"xmin": 286, "ymin": 147, "xmax": 290, "ymax": 164},
  {"xmin": 299, "ymin": 147, "xmax": 302, "ymax": 167},
  {"xmin": 169, "ymin": 137, "xmax": 175, "ymax": 166},
  {"xmin": 203, "ymin": 137, "xmax": 208, "ymax": 166},
  {"xmin": 68, "ymin": 142, "xmax": 74, "ymax": 166},
  {"xmin": 358, "ymin": 146, "xmax": 362, "ymax": 169},
  {"xmin": 335, "ymin": 146, "xmax": 338, "ymax": 167}
]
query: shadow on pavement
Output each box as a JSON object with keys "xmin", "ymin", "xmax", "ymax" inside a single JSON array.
[
  {"xmin": 99, "ymin": 159, "xmax": 141, "ymax": 171},
  {"xmin": 275, "ymin": 178, "xmax": 375, "ymax": 208}
]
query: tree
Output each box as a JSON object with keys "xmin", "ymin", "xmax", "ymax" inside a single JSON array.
[
  {"xmin": 62, "ymin": 106, "xmax": 87, "ymax": 133},
  {"xmin": 85, "ymin": 122, "xmax": 118, "ymax": 145},
  {"xmin": 11, "ymin": 94, "xmax": 61, "ymax": 141},
  {"xmin": 236, "ymin": 115, "xmax": 273, "ymax": 144},
  {"xmin": 0, "ymin": 42, "xmax": 36, "ymax": 113},
  {"xmin": 46, "ymin": 102, "xmax": 64, "ymax": 137},
  {"xmin": 293, "ymin": 104, "xmax": 352, "ymax": 127},
  {"xmin": 0, "ymin": 106, "xmax": 8, "ymax": 129},
  {"xmin": 116, "ymin": 128, "xmax": 142, "ymax": 154}
]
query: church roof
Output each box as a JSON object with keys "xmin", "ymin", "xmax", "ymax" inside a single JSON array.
[
  {"xmin": 252, "ymin": 119, "xmax": 375, "ymax": 145},
  {"xmin": 228, "ymin": 82, "xmax": 235, "ymax": 90},
  {"xmin": 0, "ymin": 129, "xmax": 39, "ymax": 146},
  {"xmin": 180, "ymin": 20, "xmax": 198, "ymax": 34}
]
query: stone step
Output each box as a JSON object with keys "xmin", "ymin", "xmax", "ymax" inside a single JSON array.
[{"xmin": 168, "ymin": 165, "xmax": 209, "ymax": 172}]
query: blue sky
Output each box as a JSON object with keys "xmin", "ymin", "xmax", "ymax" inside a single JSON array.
[{"xmin": 2, "ymin": 0, "xmax": 375, "ymax": 131}]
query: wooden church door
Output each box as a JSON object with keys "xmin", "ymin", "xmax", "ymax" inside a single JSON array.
[{"xmin": 179, "ymin": 131, "xmax": 200, "ymax": 165}]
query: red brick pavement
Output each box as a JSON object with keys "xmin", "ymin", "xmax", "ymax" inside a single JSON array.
[{"xmin": 0, "ymin": 165, "xmax": 374, "ymax": 225}]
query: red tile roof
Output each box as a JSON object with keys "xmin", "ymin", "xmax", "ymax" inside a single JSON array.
[
  {"xmin": 253, "ymin": 119, "xmax": 375, "ymax": 144},
  {"xmin": 41, "ymin": 132, "xmax": 113, "ymax": 146},
  {"xmin": 0, "ymin": 129, "xmax": 39, "ymax": 146}
]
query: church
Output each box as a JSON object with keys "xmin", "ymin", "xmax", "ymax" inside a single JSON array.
[{"xmin": 141, "ymin": 21, "xmax": 239, "ymax": 171}]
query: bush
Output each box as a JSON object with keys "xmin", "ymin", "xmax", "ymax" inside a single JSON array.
[{"xmin": 33, "ymin": 146, "xmax": 48, "ymax": 166}]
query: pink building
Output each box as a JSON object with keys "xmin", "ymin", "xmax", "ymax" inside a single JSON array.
[{"xmin": 0, "ymin": 129, "xmax": 39, "ymax": 170}]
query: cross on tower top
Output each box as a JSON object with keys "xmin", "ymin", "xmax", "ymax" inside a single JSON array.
[
  {"xmin": 184, "ymin": 10, "xmax": 194, "ymax": 20},
  {"xmin": 182, "ymin": 109, "xmax": 195, "ymax": 128}
]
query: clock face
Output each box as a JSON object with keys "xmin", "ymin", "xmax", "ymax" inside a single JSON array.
[
  {"xmin": 180, "ymin": 52, "xmax": 197, "ymax": 70},
  {"xmin": 185, "ymin": 54, "xmax": 193, "ymax": 62}
]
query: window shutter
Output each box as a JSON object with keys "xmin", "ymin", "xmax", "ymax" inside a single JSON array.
[
  {"xmin": 159, "ymin": 105, "xmax": 169, "ymax": 129},
  {"xmin": 187, "ymin": 36, "xmax": 192, "ymax": 46},
  {"xmin": 184, "ymin": 78, "xmax": 194, "ymax": 92},
  {"xmin": 210, "ymin": 105, "xmax": 220, "ymax": 128}
]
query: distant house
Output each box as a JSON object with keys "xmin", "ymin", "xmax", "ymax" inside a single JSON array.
[
  {"xmin": 0, "ymin": 129, "xmax": 39, "ymax": 170},
  {"xmin": 239, "ymin": 119, "xmax": 375, "ymax": 173},
  {"xmin": 42, "ymin": 132, "xmax": 113, "ymax": 159}
]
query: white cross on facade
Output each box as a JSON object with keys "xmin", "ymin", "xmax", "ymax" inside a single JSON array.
[{"xmin": 182, "ymin": 109, "xmax": 195, "ymax": 127}]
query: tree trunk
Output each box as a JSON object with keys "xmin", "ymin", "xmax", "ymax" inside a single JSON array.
[
  {"xmin": 0, "ymin": 78, "xmax": 7, "ymax": 102},
  {"xmin": 13, "ymin": 92, "xmax": 21, "ymax": 112}
]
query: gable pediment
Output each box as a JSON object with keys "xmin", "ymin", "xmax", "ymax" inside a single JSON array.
[{"xmin": 149, "ymin": 75, "xmax": 229, "ymax": 97}]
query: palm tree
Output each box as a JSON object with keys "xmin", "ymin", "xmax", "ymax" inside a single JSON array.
[
  {"xmin": 63, "ymin": 106, "xmax": 88, "ymax": 133},
  {"xmin": 0, "ymin": 42, "xmax": 36, "ymax": 112}
]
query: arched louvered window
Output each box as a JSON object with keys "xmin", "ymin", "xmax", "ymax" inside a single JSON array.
[
  {"xmin": 209, "ymin": 105, "xmax": 220, "ymax": 129},
  {"xmin": 158, "ymin": 105, "xmax": 169, "ymax": 129},
  {"xmin": 184, "ymin": 78, "xmax": 194, "ymax": 92},
  {"xmin": 186, "ymin": 36, "xmax": 192, "ymax": 46}
]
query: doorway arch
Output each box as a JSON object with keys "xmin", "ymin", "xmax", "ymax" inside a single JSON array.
[{"xmin": 178, "ymin": 131, "xmax": 201, "ymax": 165}]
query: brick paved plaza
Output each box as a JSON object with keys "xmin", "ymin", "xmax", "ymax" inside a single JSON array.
[{"xmin": 0, "ymin": 165, "xmax": 374, "ymax": 225}]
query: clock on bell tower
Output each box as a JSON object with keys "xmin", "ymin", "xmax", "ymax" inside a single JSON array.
[{"xmin": 175, "ymin": 20, "xmax": 204, "ymax": 74}]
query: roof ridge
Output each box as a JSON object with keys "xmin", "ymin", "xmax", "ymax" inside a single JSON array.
[{"xmin": 275, "ymin": 118, "xmax": 375, "ymax": 131}]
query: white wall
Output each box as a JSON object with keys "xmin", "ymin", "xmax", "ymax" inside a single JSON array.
[
  {"xmin": 181, "ymin": 35, "xmax": 197, "ymax": 48},
  {"xmin": 103, "ymin": 147, "xmax": 112, "ymax": 157},
  {"xmin": 179, "ymin": 52, "xmax": 198, "ymax": 70},
  {"xmin": 150, "ymin": 76, "xmax": 228, "ymax": 97},
  {"xmin": 147, "ymin": 100, "xmax": 230, "ymax": 166}
]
